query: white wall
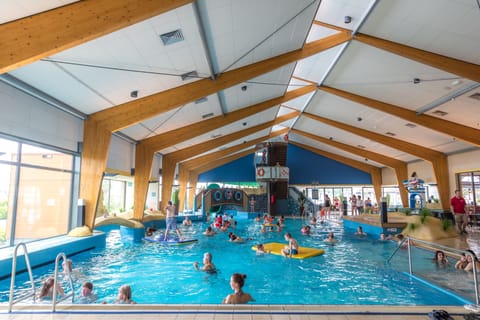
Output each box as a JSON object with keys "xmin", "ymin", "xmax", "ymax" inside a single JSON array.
[
  {"xmin": 381, "ymin": 167, "xmax": 396, "ymax": 185},
  {"xmin": 407, "ymin": 160, "xmax": 435, "ymax": 183},
  {"xmin": 448, "ymin": 149, "xmax": 480, "ymax": 192},
  {"xmin": 107, "ymin": 135, "xmax": 135, "ymax": 174},
  {"xmin": 0, "ymin": 81, "xmax": 82, "ymax": 152}
]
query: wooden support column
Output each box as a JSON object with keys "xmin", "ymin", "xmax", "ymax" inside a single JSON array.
[
  {"xmin": 393, "ymin": 165, "xmax": 409, "ymax": 208},
  {"xmin": 133, "ymin": 143, "xmax": 155, "ymax": 221},
  {"xmin": 370, "ymin": 168, "xmax": 383, "ymax": 206},
  {"xmin": 431, "ymin": 156, "xmax": 451, "ymax": 211},
  {"xmin": 188, "ymin": 172, "xmax": 198, "ymax": 211},
  {"xmin": 161, "ymin": 156, "xmax": 177, "ymax": 214},
  {"xmin": 79, "ymin": 119, "xmax": 112, "ymax": 230},
  {"xmin": 177, "ymin": 163, "xmax": 189, "ymax": 213}
]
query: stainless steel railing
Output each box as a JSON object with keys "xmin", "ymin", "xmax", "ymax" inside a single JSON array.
[
  {"xmin": 8, "ymin": 243, "xmax": 36, "ymax": 312},
  {"xmin": 386, "ymin": 236, "xmax": 479, "ymax": 304}
]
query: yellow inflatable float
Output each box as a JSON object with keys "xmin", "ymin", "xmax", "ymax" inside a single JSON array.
[{"xmin": 251, "ymin": 242, "xmax": 325, "ymax": 259}]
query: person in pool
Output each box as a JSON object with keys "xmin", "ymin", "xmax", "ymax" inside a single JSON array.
[
  {"xmin": 38, "ymin": 277, "xmax": 65, "ymax": 301},
  {"xmin": 281, "ymin": 232, "xmax": 299, "ymax": 258},
  {"xmin": 194, "ymin": 252, "xmax": 216, "ymax": 273},
  {"xmin": 324, "ymin": 232, "xmax": 338, "ymax": 243},
  {"xmin": 222, "ymin": 273, "xmax": 254, "ymax": 304},
  {"xmin": 204, "ymin": 226, "xmax": 217, "ymax": 236},
  {"xmin": 255, "ymin": 243, "xmax": 271, "ymax": 254},
  {"xmin": 114, "ymin": 285, "xmax": 136, "ymax": 304}
]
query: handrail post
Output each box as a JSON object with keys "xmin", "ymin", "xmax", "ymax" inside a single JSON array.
[
  {"xmin": 9, "ymin": 243, "xmax": 36, "ymax": 313},
  {"xmin": 469, "ymin": 252, "xmax": 480, "ymax": 305},
  {"xmin": 407, "ymin": 237, "xmax": 413, "ymax": 274}
]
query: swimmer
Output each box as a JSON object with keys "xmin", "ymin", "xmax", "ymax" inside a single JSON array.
[
  {"xmin": 281, "ymin": 233, "xmax": 299, "ymax": 258},
  {"xmin": 310, "ymin": 216, "xmax": 317, "ymax": 225},
  {"xmin": 301, "ymin": 225, "xmax": 311, "ymax": 235},
  {"xmin": 182, "ymin": 216, "xmax": 192, "ymax": 226},
  {"xmin": 114, "ymin": 285, "xmax": 136, "ymax": 304},
  {"xmin": 433, "ymin": 250, "xmax": 449, "ymax": 266},
  {"xmin": 324, "ymin": 232, "xmax": 338, "ymax": 243},
  {"xmin": 355, "ymin": 226, "xmax": 366, "ymax": 236},
  {"xmin": 222, "ymin": 273, "xmax": 254, "ymax": 304},
  {"xmin": 228, "ymin": 232, "xmax": 247, "ymax": 243},
  {"xmin": 194, "ymin": 252, "xmax": 216, "ymax": 273},
  {"xmin": 204, "ymin": 226, "xmax": 217, "ymax": 236},
  {"xmin": 38, "ymin": 277, "xmax": 64, "ymax": 301},
  {"xmin": 77, "ymin": 281, "xmax": 97, "ymax": 304},
  {"xmin": 255, "ymin": 243, "xmax": 271, "ymax": 254}
]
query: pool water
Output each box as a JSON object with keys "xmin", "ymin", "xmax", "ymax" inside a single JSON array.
[{"xmin": 1, "ymin": 218, "xmax": 472, "ymax": 305}]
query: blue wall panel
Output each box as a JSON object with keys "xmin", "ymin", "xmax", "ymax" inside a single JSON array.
[
  {"xmin": 198, "ymin": 154, "xmax": 256, "ymax": 182},
  {"xmin": 198, "ymin": 144, "xmax": 372, "ymax": 185},
  {"xmin": 287, "ymin": 144, "xmax": 371, "ymax": 185}
]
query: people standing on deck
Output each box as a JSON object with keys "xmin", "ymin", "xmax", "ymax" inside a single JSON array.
[
  {"xmin": 164, "ymin": 201, "xmax": 183, "ymax": 241},
  {"xmin": 450, "ymin": 189, "xmax": 467, "ymax": 235},
  {"xmin": 324, "ymin": 195, "xmax": 332, "ymax": 219},
  {"xmin": 357, "ymin": 196, "xmax": 364, "ymax": 214},
  {"xmin": 350, "ymin": 195, "xmax": 358, "ymax": 215}
]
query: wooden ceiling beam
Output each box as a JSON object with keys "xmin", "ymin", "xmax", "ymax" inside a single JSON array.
[
  {"xmin": 183, "ymin": 128, "xmax": 289, "ymax": 171},
  {"xmin": 141, "ymin": 85, "xmax": 315, "ymax": 151},
  {"xmin": 0, "ymin": 0, "xmax": 193, "ymax": 74},
  {"xmin": 302, "ymin": 112, "xmax": 443, "ymax": 160},
  {"xmin": 90, "ymin": 31, "xmax": 351, "ymax": 131},
  {"xmin": 166, "ymin": 111, "xmax": 298, "ymax": 163},
  {"xmin": 319, "ymin": 85, "xmax": 480, "ymax": 146},
  {"xmin": 354, "ymin": 33, "xmax": 480, "ymax": 83},
  {"xmin": 291, "ymin": 128, "xmax": 409, "ymax": 207}
]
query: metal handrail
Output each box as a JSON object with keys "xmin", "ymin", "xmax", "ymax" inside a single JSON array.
[
  {"xmin": 52, "ymin": 253, "xmax": 75, "ymax": 312},
  {"xmin": 8, "ymin": 243, "xmax": 36, "ymax": 312},
  {"xmin": 386, "ymin": 236, "xmax": 479, "ymax": 304}
]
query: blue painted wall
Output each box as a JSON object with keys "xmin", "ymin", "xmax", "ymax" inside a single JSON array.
[
  {"xmin": 198, "ymin": 144, "xmax": 372, "ymax": 184},
  {"xmin": 199, "ymin": 154, "xmax": 256, "ymax": 182}
]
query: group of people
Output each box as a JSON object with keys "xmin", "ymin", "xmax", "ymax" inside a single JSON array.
[{"xmin": 37, "ymin": 259, "xmax": 135, "ymax": 304}]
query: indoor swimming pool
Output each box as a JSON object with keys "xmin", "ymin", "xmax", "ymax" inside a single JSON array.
[{"xmin": 1, "ymin": 218, "xmax": 473, "ymax": 305}]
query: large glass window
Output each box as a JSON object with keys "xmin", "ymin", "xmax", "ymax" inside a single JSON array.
[
  {"xmin": 15, "ymin": 167, "xmax": 72, "ymax": 241},
  {"xmin": 0, "ymin": 135, "xmax": 77, "ymax": 247},
  {"xmin": 458, "ymin": 171, "xmax": 480, "ymax": 213}
]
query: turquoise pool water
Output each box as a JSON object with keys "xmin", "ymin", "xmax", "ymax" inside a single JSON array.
[{"xmin": 1, "ymin": 218, "xmax": 472, "ymax": 305}]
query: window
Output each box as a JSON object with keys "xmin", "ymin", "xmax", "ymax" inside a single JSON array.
[
  {"xmin": 0, "ymin": 135, "xmax": 77, "ymax": 247},
  {"xmin": 457, "ymin": 171, "xmax": 480, "ymax": 213}
]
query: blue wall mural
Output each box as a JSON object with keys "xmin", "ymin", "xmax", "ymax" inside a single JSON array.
[{"xmin": 198, "ymin": 144, "xmax": 372, "ymax": 184}]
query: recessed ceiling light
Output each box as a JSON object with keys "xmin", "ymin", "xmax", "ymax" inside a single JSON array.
[
  {"xmin": 451, "ymin": 79, "xmax": 461, "ymax": 86},
  {"xmin": 202, "ymin": 112, "xmax": 214, "ymax": 119},
  {"xmin": 413, "ymin": 78, "xmax": 421, "ymax": 84},
  {"xmin": 195, "ymin": 97, "xmax": 208, "ymax": 104},
  {"xmin": 405, "ymin": 123, "xmax": 416, "ymax": 128},
  {"xmin": 180, "ymin": 70, "xmax": 198, "ymax": 81},
  {"xmin": 385, "ymin": 132, "xmax": 396, "ymax": 137},
  {"xmin": 357, "ymin": 145, "xmax": 366, "ymax": 149},
  {"xmin": 469, "ymin": 93, "xmax": 480, "ymax": 101},
  {"xmin": 130, "ymin": 90, "xmax": 138, "ymax": 98},
  {"xmin": 432, "ymin": 110, "xmax": 448, "ymax": 116}
]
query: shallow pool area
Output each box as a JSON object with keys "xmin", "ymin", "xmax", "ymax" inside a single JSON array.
[{"xmin": 1, "ymin": 218, "xmax": 473, "ymax": 305}]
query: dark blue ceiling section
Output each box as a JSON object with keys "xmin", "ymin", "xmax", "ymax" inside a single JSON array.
[{"xmin": 198, "ymin": 144, "xmax": 372, "ymax": 184}]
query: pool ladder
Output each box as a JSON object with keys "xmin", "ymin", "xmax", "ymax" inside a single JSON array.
[
  {"xmin": 386, "ymin": 236, "xmax": 480, "ymax": 305},
  {"xmin": 8, "ymin": 243, "xmax": 75, "ymax": 312}
]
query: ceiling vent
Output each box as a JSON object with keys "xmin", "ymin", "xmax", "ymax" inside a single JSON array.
[
  {"xmin": 405, "ymin": 123, "xmax": 417, "ymax": 128},
  {"xmin": 357, "ymin": 145, "xmax": 366, "ymax": 149},
  {"xmin": 159, "ymin": 29, "xmax": 184, "ymax": 45},
  {"xmin": 201, "ymin": 112, "xmax": 214, "ymax": 119},
  {"xmin": 469, "ymin": 92, "xmax": 480, "ymax": 101},
  {"xmin": 195, "ymin": 97, "xmax": 208, "ymax": 104},
  {"xmin": 181, "ymin": 70, "xmax": 198, "ymax": 81},
  {"xmin": 211, "ymin": 133, "xmax": 222, "ymax": 138},
  {"xmin": 432, "ymin": 110, "xmax": 448, "ymax": 117},
  {"xmin": 385, "ymin": 132, "xmax": 396, "ymax": 137}
]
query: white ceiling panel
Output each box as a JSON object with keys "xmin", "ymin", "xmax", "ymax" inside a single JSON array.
[
  {"xmin": 324, "ymin": 41, "xmax": 464, "ymax": 110},
  {"xmin": 361, "ymin": 0, "xmax": 480, "ymax": 65}
]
